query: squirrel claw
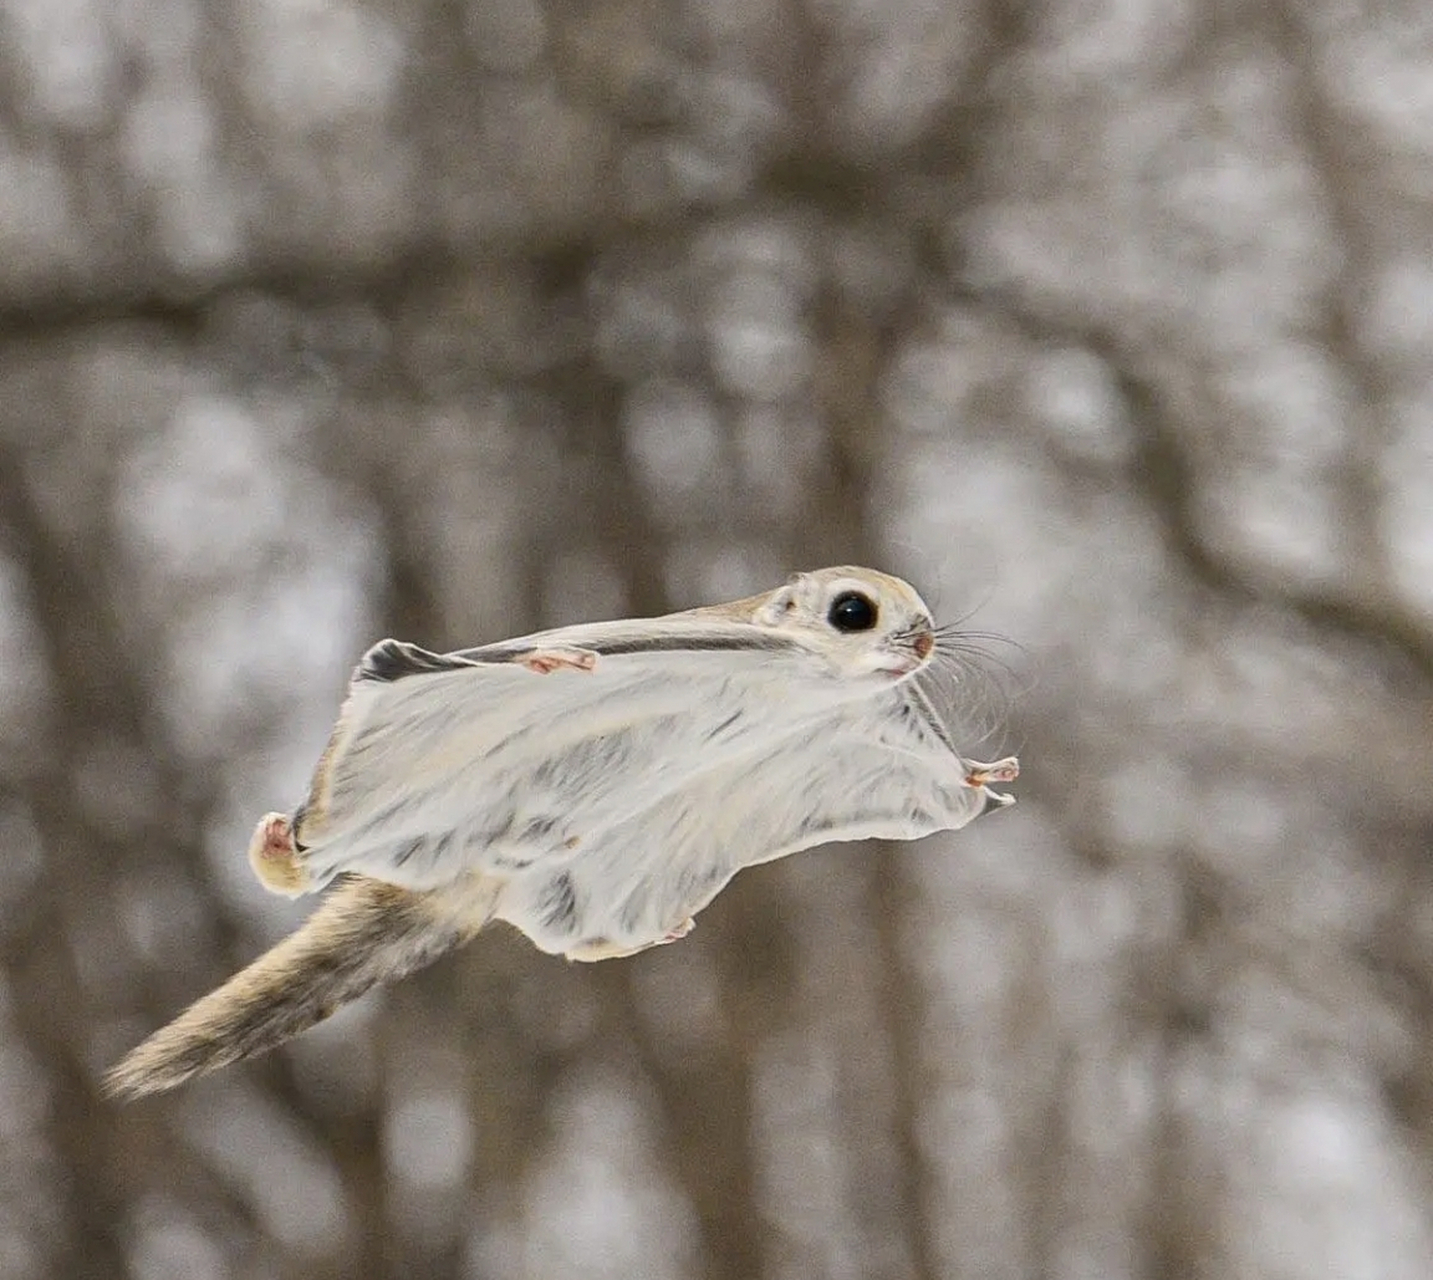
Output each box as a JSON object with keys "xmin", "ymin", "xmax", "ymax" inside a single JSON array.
[
  {"xmin": 661, "ymin": 917, "xmax": 695, "ymax": 944},
  {"xmin": 521, "ymin": 647, "xmax": 598, "ymax": 674}
]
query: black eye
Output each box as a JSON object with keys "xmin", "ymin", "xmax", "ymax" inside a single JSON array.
[{"xmin": 828, "ymin": 591, "xmax": 877, "ymax": 632}]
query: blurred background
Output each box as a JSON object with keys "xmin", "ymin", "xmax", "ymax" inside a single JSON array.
[{"xmin": 1, "ymin": 0, "xmax": 1431, "ymax": 1277}]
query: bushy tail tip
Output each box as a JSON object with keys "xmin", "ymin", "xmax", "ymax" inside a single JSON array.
[{"xmin": 105, "ymin": 876, "xmax": 490, "ymax": 1100}]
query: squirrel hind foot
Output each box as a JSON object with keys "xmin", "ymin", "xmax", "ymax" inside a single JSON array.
[{"xmin": 247, "ymin": 812, "xmax": 311, "ymax": 897}]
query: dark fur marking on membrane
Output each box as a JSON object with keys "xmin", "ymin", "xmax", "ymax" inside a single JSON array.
[
  {"xmin": 352, "ymin": 790, "xmax": 434, "ymax": 836},
  {"xmin": 390, "ymin": 837, "xmax": 427, "ymax": 867},
  {"xmin": 518, "ymin": 815, "xmax": 559, "ymax": 841},
  {"xmin": 703, "ymin": 710, "xmax": 743, "ymax": 743},
  {"xmin": 618, "ymin": 891, "xmax": 648, "ymax": 935},
  {"xmin": 505, "ymin": 711, "xmax": 664, "ymax": 784},
  {"xmin": 530, "ymin": 755, "xmax": 563, "ymax": 789},
  {"xmin": 448, "ymin": 816, "xmax": 520, "ymax": 874},
  {"xmin": 593, "ymin": 633, "xmax": 798, "ymax": 656},
  {"xmin": 489, "ymin": 850, "xmax": 539, "ymax": 871},
  {"xmin": 797, "ymin": 812, "xmax": 830, "ymax": 838},
  {"xmin": 675, "ymin": 862, "xmax": 728, "ymax": 901},
  {"xmin": 532, "ymin": 730, "xmax": 635, "ymax": 789},
  {"xmin": 537, "ymin": 872, "xmax": 579, "ymax": 934},
  {"xmin": 428, "ymin": 830, "xmax": 458, "ymax": 866}
]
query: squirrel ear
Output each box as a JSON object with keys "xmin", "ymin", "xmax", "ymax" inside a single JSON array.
[{"xmin": 754, "ymin": 581, "xmax": 799, "ymax": 625}]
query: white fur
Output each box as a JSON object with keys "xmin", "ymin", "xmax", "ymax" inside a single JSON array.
[{"xmin": 287, "ymin": 568, "xmax": 1016, "ymax": 957}]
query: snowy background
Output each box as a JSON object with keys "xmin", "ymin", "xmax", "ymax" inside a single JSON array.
[{"xmin": 1, "ymin": 0, "xmax": 1432, "ymax": 1277}]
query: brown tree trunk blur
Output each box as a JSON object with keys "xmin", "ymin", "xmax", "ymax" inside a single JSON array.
[{"xmin": 2, "ymin": 0, "xmax": 1432, "ymax": 1277}]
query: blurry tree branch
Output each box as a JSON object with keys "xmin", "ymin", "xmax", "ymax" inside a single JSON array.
[{"xmin": 942, "ymin": 285, "xmax": 1433, "ymax": 681}]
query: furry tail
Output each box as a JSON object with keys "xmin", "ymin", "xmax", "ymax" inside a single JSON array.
[{"xmin": 105, "ymin": 875, "xmax": 497, "ymax": 1100}]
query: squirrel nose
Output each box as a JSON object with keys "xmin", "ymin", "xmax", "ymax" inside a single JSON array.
[{"xmin": 913, "ymin": 631, "xmax": 934, "ymax": 660}]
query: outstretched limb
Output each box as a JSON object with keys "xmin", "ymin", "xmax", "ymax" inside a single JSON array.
[
  {"xmin": 358, "ymin": 637, "xmax": 598, "ymax": 683},
  {"xmin": 963, "ymin": 755, "xmax": 1019, "ymax": 809},
  {"xmin": 964, "ymin": 756, "xmax": 1019, "ymax": 787}
]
